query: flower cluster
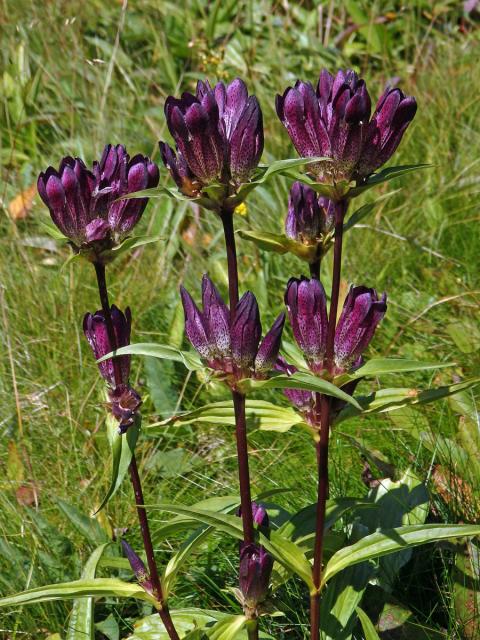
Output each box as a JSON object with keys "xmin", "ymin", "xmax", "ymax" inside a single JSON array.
[
  {"xmin": 285, "ymin": 277, "xmax": 387, "ymax": 376},
  {"xmin": 161, "ymin": 78, "xmax": 263, "ymax": 210},
  {"xmin": 276, "ymin": 69, "xmax": 416, "ymax": 186},
  {"xmin": 285, "ymin": 181, "xmax": 335, "ymax": 250},
  {"xmin": 38, "ymin": 145, "xmax": 159, "ymax": 262},
  {"xmin": 83, "ymin": 305, "xmax": 141, "ymax": 432},
  {"xmin": 180, "ymin": 275, "xmax": 285, "ymax": 385}
]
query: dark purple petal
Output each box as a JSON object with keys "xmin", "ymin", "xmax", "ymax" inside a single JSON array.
[
  {"xmin": 85, "ymin": 218, "xmax": 111, "ymax": 243},
  {"xmin": 110, "ymin": 384, "xmax": 142, "ymax": 433},
  {"xmin": 275, "ymin": 356, "xmax": 315, "ymax": 415},
  {"xmin": 285, "ymin": 181, "xmax": 324, "ymax": 242},
  {"xmin": 180, "ymin": 286, "xmax": 212, "ymax": 360},
  {"xmin": 201, "ymin": 275, "xmax": 231, "ymax": 358},
  {"xmin": 334, "ymin": 286, "xmax": 387, "ymax": 372},
  {"xmin": 285, "ymin": 277, "xmax": 328, "ymax": 371},
  {"xmin": 254, "ymin": 313, "xmax": 285, "ymax": 374},
  {"xmin": 231, "ymin": 292, "xmax": 262, "ymax": 371},
  {"xmin": 160, "ymin": 142, "xmax": 200, "ymax": 197},
  {"xmin": 229, "ymin": 95, "xmax": 264, "ymax": 184},
  {"xmin": 239, "ymin": 543, "xmax": 273, "ymax": 608}
]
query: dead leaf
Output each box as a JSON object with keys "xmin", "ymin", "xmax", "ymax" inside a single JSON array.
[
  {"xmin": 8, "ymin": 183, "xmax": 37, "ymax": 220},
  {"xmin": 16, "ymin": 484, "xmax": 37, "ymax": 507}
]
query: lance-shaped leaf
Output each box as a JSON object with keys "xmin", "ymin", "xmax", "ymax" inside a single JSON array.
[
  {"xmin": 146, "ymin": 400, "xmax": 305, "ymax": 434},
  {"xmin": 149, "ymin": 503, "xmax": 314, "ymax": 589},
  {"xmin": 348, "ymin": 163, "xmax": 431, "ymax": 198},
  {"xmin": 322, "ymin": 523, "xmax": 480, "ymax": 588},
  {"xmin": 335, "ymin": 377, "xmax": 480, "ymax": 424},
  {"xmin": 356, "ymin": 607, "xmax": 381, "ymax": 640},
  {"xmin": 241, "ymin": 372, "xmax": 362, "ymax": 410},
  {"xmin": 238, "ymin": 230, "xmax": 318, "ymax": 262},
  {"xmin": 66, "ymin": 544, "xmax": 110, "ymax": 640},
  {"xmin": 98, "ymin": 342, "xmax": 203, "ymax": 371},
  {"xmin": 334, "ymin": 357, "xmax": 455, "ymax": 386},
  {"xmin": 0, "ymin": 578, "xmax": 157, "ymax": 609},
  {"xmin": 111, "ymin": 234, "xmax": 162, "ymax": 257},
  {"xmin": 162, "ymin": 526, "xmax": 212, "ymax": 598},
  {"xmin": 94, "ymin": 414, "xmax": 139, "ymax": 514}
]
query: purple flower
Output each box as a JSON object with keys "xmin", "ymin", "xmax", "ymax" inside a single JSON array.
[
  {"xmin": 161, "ymin": 78, "xmax": 263, "ymax": 206},
  {"xmin": 83, "ymin": 305, "xmax": 132, "ymax": 387},
  {"xmin": 180, "ymin": 275, "xmax": 284, "ymax": 383},
  {"xmin": 276, "ymin": 69, "xmax": 416, "ymax": 185},
  {"xmin": 109, "ymin": 385, "xmax": 142, "ymax": 434},
  {"xmin": 334, "ymin": 286, "xmax": 387, "ymax": 373},
  {"xmin": 37, "ymin": 145, "xmax": 159, "ymax": 261},
  {"xmin": 121, "ymin": 539, "xmax": 154, "ymax": 596},
  {"xmin": 239, "ymin": 543, "xmax": 273, "ymax": 610},
  {"xmin": 284, "ymin": 277, "xmax": 328, "ymax": 374},
  {"xmin": 285, "ymin": 181, "xmax": 335, "ymax": 245},
  {"xmin": 237, "ymin": 501, "xmax": 270, "ymax": 528},
  {"xmin": 275, "ymin": 356, "xmax": 317, "ymax": 425}
]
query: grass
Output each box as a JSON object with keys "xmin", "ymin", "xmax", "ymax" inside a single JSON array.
[{"xmin": 1, "ymin": 1, "xmax": 480, "ymax": 638}]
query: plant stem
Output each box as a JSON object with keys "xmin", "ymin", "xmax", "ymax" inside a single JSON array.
[
  {"xmin": 309, "ymin": 259, "xmax": 321, "ymax": 279},
  {"xmin": 247, "ymin": 621, "xmax": 259, "ymax": 640},
  {"xmin": 220, "ymin": 210, "xmax": 254, "ymax": 545},
  {"xmin": 94, "ymin": 262, "xmax": 180, "ymax": 640},
  {"xmin": 310, "ymin": 200, "xmax": 347, "ymax": 640}
]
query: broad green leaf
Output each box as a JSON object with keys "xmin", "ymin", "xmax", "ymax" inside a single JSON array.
[
  {"xmin": 95, "ymin": 614, "xmax": 120, "ymax": 640},
  {"xmin": 151, "ymin": 504, "xmax": 313, "ymax": 588},
  {"xmin": 335, "ymin": 377, "xmax": 480, "ymax": 424},
  {"xmin": 66, "ymin": 544, "xmax": 110, "ymax": 640},
  {"xmin": 238, "ymin": 230, "xmax": 318, "ymax": 262},
  {"xmin": 56, "ymin": 499, "xmax": 109, "ymax": 546},
  {"xmin": 207, "ymin": 615, "xmax": 247, "ymax": 640},
  {"xmin": 255, "ymin": 157, "xmax": 330, "ymax": 183},
  {"xmin": 94, "ymin": 415, "xmax": 139, "ymax": 514},
  {"xmin": 243, "ymin": 372, "xmax": 362, "ymax": 410},
  {"xmin": 125, "ymin": 609, "xmax": 272, "ymax": 640},
  {"xmin": 112, "ymin": 235, "xmax": 162, "ymax": 257},
  {"xmin": 98, "ymin": 343, "xmax": 202, "ymax": 371},
  {"xmin": 147, "ymin": 400, "xmax": 304, "ymax": 434},
  {"xmin": 348, "ymin": 164, "xmax": 431, "ymax": 198},
  {"xmin": 281, "ymin": 341, "xmax": 309, "ymax": 371},
  {"xmin": 0, "ymin": 578, "xmax": 156, "ymax": 608},
  {"xmin": 356, "ymin": 607, "xmax": 381, "ymax": 640},
  {"xmin": 322, "ymin": 524, "xmax": 480, "ymax": 587},
  {"xmin": 335, "ymin": 358, "xmax": 454, "ymax": 385}
]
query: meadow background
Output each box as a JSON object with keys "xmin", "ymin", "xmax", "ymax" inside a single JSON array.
[{"xmin": 0, "ymin": 1, "xmax": 480, "ymax": 638}]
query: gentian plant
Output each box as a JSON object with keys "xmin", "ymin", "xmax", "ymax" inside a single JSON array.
[{"xmin": 2, "ymin": 70, "xmax": 480, "ymax": 640}]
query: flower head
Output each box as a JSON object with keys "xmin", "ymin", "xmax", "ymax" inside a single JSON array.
[
  {"xmin": 161, "ymin": 78, "xmax": 263, "ymax": 209},
  {"xmin": 37, "ymin": 145, "xmax": 159, "ymax": 262},
  {"xmin": 285, "ymin": 182, "xmax": 335, "ymax": 245},
  {"xmin": 180, "ymin": 275, "xmax": 284, "ymax": 384},
  {"xmin": 276, "ymin": 69, "xmax": 416, "ymax": 187}
]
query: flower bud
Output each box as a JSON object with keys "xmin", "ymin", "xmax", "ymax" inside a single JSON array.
[
  {"xmin": 109, "ymin": 385, "xmax": 142, "ymax": 434},
  {"xmin": 239, "ymin": 543, "xmax": 273, "ymax": 610},
  {"xmin": 83, "ymin": 305, "xmax": 132, "ymax": 386},
  {"xmin": 285, "ymin": 182, "xmax": 335, "ymax": 244},
  {"xmin": 275, "ymin": 356, "xmax": 317, "ymax": 424},
  {"xmin": 121, "ymin": 539, "xmax": 154, "ymax": 596},
  {"xmin": 231, "ymin": 292, "xmax": 262, "ymax": 372},
  {"xmin": 284, "ymin": 277, "xmax": 328, "ymax": 374},
  {"xmin": 254, "ymin": 313, "xmax": 285, "ymax": 374},
  {"xmin": 334, "ymin": 286, "xmax": 387, "ymax": 373}
]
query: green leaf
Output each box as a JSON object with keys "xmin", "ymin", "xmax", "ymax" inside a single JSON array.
[
  {"xmin": 162, "ymin": 526, "xmax": 212, "ymax": 598},
  {"xmin": 206, "ymin": 615, "xmax": 247, "ymax": 640},
  {"xmin": 38, "ymin": 219, "xmax": 69, "ymax": 241},
  {"xmin": 343, "ymin": 190, "xmax": 399, "ymax": 233},
  {"xmin": 322, "ymin": 524, "xmax": 480, "ymax": 587},
  {"xmin": 147, "ymin": 400, "xmax": 304, "ymax": 434},
  {"xmin": 56, "ymin": 499, "xmax": 109, "ymax": 546},
  {"xmin": 0, "ymin": 578, "xmax": 156, "ymax": 608},
  {"xmin": 335, "ymin": 377, "xmax": 480, "ymax": 424},
  {"xmin": 255, "ymin": 157, "xmax": 330, "ymax": 184},
  {"xmin": 238, "ymin": 229, "xmax": 319, "ymax": 262},
  {"xmin": 95, "ymin": 614, "xmax": 120, "ymax": 640},
  {"xmin": 150, "ymin": 504, "xmax": 313, "ymax": 588},
  {"xmin": 94, "ymin": 415, "xmax": 139, "ymax": 514},
  {"xmin": 112, "ymin": 235, "xmax": 162, "ymax": 257},
  {"xmin": 356, "ymin": 607, "xmax": 381, "ymax": 640},
  {"xmin": 66, "ymin": 544, "xmax": 110, "ymax": 640},
  {"xmin": 335, "ymin": 358, "xmax": 455, "ymax": 385},
  {"xmin": 348, "ymin": 164, "xmax": 431, "ymax": 198},
  {"xmin": 242, "ymin": 372, "xmax": 362, "ymax": 410},
  {"xmin": 98, "ymin": 343, "xmax": 202, "ymax": 371}
]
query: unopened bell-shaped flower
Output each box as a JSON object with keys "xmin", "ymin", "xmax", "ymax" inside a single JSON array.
[
  {"xmin": 334, "ymin": 286, "xmax": 387, "ymax": 374},
  {"xmin": 121, "ymin": 539, "xmax": 154, "ymax": 597},
  {"xmin": 180, "ymin": 275, "xmax": 284, "ymax": 384},
  {"xmin": 276, "ymin": 69, "xmax": 416, "ymax": 189},
  {"xmin": 161, "ymin": 78, "xmax": 263, "ymax": 209},
  {"xmin": 275, "ymin": 356, "xmax": 317, "ymax": 425},
  {"xmin": 239, "ymin": 543, "xmax": 273, "ymax": 613},
  {"xmin": 83, "ymin": 305, "xmax": 141, "ymax": 432},
  {"xmin": 38, "ymin": 145, "xmax": 159, "ymax": 262},
  {"xmin": 284, "ymin": 277, "xmax": 328, "ymax": 374},
  {"xmin": 285, "ymin": 182, "xmax": 335, "ymax": 245}
]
